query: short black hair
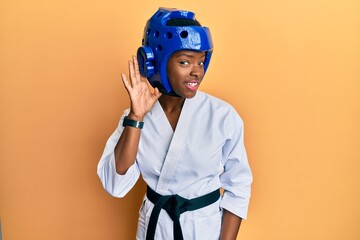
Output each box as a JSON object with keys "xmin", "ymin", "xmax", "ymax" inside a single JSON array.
[{"xmin": 166, "ymin": 18, "xmax": 201, "ymax": 27}]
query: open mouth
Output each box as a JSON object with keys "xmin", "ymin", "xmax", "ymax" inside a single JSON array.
[{"xmin": 185, "ymin": 82, "xmax": 198, "ymax": 87}]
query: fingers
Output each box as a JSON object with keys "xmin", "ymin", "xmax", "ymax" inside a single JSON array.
[
  {"xmin": 128, "ymin": 55, "xmax": 144, "ymax": 87},
  {"xmin": 121, "ymin": 73, "xmax": 131, "ymax": 91},
  {"xmin": 133, "ymin": 56, "xmax": 142, "ymax": 82},
  {"xmin": 153, "ymin": 87, "xmax": 162, "ymax": 99},
  {"xmin": 122, "ymin": 55, "xmax": 149, "ymax": 92},
  {"xmin": 128, "ymin": 59, "xmax": 137, "ymax": 86}
]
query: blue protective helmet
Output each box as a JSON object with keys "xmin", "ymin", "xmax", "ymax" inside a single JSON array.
[{"xmin": 137, "ymin": 7, "xmax": 213, "ymax": 96}]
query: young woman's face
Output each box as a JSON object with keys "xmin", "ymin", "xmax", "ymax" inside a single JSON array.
[{"xmin": 166, "ymin": 50, "xmax": 206, "ymax": 98}]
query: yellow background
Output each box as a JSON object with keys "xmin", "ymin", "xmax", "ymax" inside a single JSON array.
[{"xmin": 1, "ymin": 0, "xmax": 359, "ymax": 239}]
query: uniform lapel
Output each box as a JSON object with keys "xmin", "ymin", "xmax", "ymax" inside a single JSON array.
[
  {"xmin": 151, "ymin": 101, "xmax": 174, "ymax": 145},
  {"xmin": 154, "ymin": 93, "xmax": 199, "ymax": 194}
]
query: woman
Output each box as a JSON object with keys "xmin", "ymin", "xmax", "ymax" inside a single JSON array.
[{"xmin": 98, "ymin": 7, "xmax": 252, "ymax": 240}]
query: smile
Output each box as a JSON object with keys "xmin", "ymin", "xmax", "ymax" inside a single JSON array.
[{"xmin": 185, "ymin": 82, "xmax": 198, "ymax": 87}]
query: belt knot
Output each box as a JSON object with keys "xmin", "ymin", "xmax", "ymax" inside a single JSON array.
[{"xmin": 164, "ymin": 194, "xmax": 188, "ymax": 220}]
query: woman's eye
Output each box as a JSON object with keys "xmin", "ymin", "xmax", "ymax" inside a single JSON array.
[
  {"xmin": 199, "ymin": 62, "xmax": 205, "ymax": 66},
  {"xmin": 179, "ymin": 61, "xmax": 189, "ymax": 65}
]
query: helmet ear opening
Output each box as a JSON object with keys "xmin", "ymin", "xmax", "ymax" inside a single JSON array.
[{"xmin": 137, "ymin": 47, "xmax": 155, "ymax": 77}]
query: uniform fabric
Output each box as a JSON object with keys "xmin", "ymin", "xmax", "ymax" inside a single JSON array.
[{"xmin": 97, "ymin": 91, "xmax": 252, "ymax": 239}]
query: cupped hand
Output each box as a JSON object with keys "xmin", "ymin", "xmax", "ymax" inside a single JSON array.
[{"xmin": 121, "ymin": 56, "xmax": 162, "ymax": 120}]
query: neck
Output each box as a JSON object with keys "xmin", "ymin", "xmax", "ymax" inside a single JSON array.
[{"xmin": 158, "ymin": 95, "xmax": 185, "ymax": 113}]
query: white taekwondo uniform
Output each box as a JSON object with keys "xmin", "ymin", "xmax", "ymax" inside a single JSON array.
[{"xmin": 97, "ymin": 91, "xmax": 252, "ymax": 240}]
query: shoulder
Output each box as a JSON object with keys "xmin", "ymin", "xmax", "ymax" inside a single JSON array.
[
  {"xmin": 196, "ymin": 91, "xmax": 241, "ymax": 115},
  {"xmin": 194, "ymin": 91, "xmax": 243, "ymax": 126},
  {"xmin": 195, "ymin": 91, "xmax": 230, "ymax": 106}
]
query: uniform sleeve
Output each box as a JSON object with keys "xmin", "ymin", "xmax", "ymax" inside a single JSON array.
[
  {"xmin": 219, "ymin": 114, "xmax": 252, "ymax": 220},
  {"xmin": 97, "ymin": 111, "xmax": 140, "ymax": 198}
]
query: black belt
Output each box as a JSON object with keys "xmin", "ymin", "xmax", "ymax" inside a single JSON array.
[{"xmin": 145, "ymin": 186, "xmax": 220, "ymax": 240}]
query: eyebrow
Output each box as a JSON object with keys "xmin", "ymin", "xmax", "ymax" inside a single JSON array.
[{"xmin": 175, "ymin": 52, "xmax": 206, "ymax": 58}]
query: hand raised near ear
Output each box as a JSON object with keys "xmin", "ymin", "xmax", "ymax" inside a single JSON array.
[{"xmin": 121, "ymin": 56, "xmax": 162, "ymax": 120}]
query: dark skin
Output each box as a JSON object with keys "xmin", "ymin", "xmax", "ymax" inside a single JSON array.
[
  {"xmin": 115, "ymin": 52, "xmax": 242, "ymax": 239},
  {"xmin": 158, "ymin": 95, "xmax": 183, "ymax": 131}
]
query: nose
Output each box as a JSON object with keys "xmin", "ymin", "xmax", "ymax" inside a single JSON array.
[{"xmin": 190, "ymin": 65, "xmax": 204, "ymax": 78}]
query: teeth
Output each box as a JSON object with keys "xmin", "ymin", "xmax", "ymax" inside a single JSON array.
[{"xmin": 186, "ymin": 82, "xmax": 197, "ymax": 87}]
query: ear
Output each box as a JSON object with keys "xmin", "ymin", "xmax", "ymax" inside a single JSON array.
[{"xmin": 137, "ymin": 47, "xmax": 155, "ymax": 77}]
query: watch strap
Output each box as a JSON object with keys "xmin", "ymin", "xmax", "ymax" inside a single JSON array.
[{"xmin": 122, "ymin": 116, "xmax": 144, "ymax": 129}]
